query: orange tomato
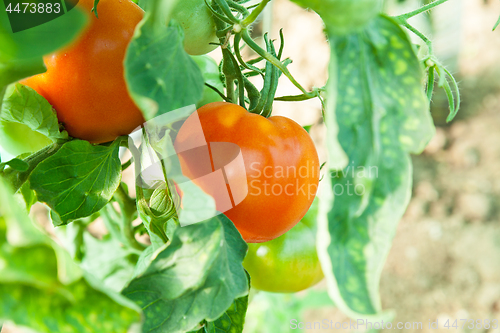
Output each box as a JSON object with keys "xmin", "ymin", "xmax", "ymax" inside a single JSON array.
[
  {"xmin": 21, "ymin": 0, "xmax": 145, "ymax": 143},
  {"xmin": 174, "ymin": 102, "xmax": 320, "ymax": 243}
]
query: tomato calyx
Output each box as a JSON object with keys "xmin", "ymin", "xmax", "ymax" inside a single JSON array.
[{"xmin": 203, "ymin": 0, "xmax": 318, "ymax": 117}]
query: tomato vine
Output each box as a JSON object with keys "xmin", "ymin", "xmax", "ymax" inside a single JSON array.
[{"xmin": 0, "ymin": 0, "xmax": 476, "ymax": 331}]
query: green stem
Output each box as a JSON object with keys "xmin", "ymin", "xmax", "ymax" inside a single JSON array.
[
  {"xmin": 2, "ymin": 142, "xmax": 63, "ymax": 193},
  {"xmin": 73, "ymin": 221, "xmax": 86, "ymax": 261},
  {"xmin": 115, "ymin": 182, "xmax": 135, "ymax": 207},
  {"xmin": 205, "ymin": 0, "xmax": 237, "ymax": 25},
  {"xmin": 214, "ymin": 0, "xmax": 240, "ymax": 23},
  {"xmin": 261, "ymin": 37, "xmax": 282, "ymax": 117},
  {"xmin": 395, "ymin": 0, "xmax": 451, "ymax": 21},
  {"xmin": 399, "ymin": 21, "xmax": 433, "ymax": 54},
  {"xmin": 225, "ymin": 77, "xmax": 235, "ymax": 103},
  {"xmin": 426, "ymin": 67, "xmax": 435, "ymax": 102},
  {"xmin": 121, "ymin": 158, "xmax": 132, "ymax": 171},
  {"xmin": 234, "ymin": 33, "xmax": 262, "ymax": 73},
  {"xmin": 0, "ymin": 85, "xmax": 7, "ymax": 116},
  {"xmin": 222, "ymin": 48, "xmax": 237, "ymax": 103},
  {"xmin": 227, "ymin": 0, "xmax": 249, "ymax": 15},
  {"xmin": 241, "ymin": 0, "xmax": 270, "ymax": 27},
  {"xmin": 226, "ymin": 49, "xmax": 247, "ymax": 108},
  {"xmin": 441, "ymin": 66, "xmax": 461, "ymax": 122},
  {"xmin": 494, "ymin": 14, "xmax": 500, "ymax": 31},
  {"xmin": 205, "ymin": 83, "xmax": 230, "ymax": 101},
  {"xmin": 275, "ymin": 89, "xmax": 323, "ymax": 102},
  {"xmin": 242, "ymin": 30, "xmax": 310, "ymax": 95},
  {"xmin": 114, "ymin": 183, "xmax": 145, "ymax": 251}
]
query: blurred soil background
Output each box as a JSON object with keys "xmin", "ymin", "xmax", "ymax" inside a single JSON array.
[{"xmin": 3, "ymin": 0, "xmax": 500, "ymax": 332}]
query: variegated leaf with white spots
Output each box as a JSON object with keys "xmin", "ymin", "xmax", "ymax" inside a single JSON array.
[{"xmin": 319, "ymin": 15, "xmax": 435, "ymax": 317}]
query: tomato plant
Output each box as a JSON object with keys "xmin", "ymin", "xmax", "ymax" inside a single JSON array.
[
  {"xmin": 174, "ymin": 102, "xmax": 320, "ymax": 243},
  {"xmin": 0, "ymin": 0, "xmax": 465, "ymax": 331},
  {"xmin": 21, "ymin": 0, "xmax": 145, "ymax": 143},
  {"xmin": 243, "ymin": 199, "xmax": 323, "ymax": 292}
]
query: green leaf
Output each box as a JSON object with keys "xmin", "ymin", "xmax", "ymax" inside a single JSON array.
[
  {"xmin": 18, "ymin": 180, "xmax": 37, "ymax": 212},
  {"xmin": 123, "ymin": 214, "xmax": 249, "ymax": 333},
  {"xmin": 29, "ymin": 140, "xmax": 122, "ymax": 224},
  {"xmin": 57, "ymin": 222, "xmax": 138, "ymax": 293},
  {"xmin": 0, "ymin": 177, "xmax": 142, "ymax": 333},
  {"xmin": 132, "ymin": 245, "xmax": 156, "ymax": 278},
  {"xmin": 0, "ymin": 4, "xmax": 88, "ymax": 86},
  {"xmin": 204, "ymin": 295, "xmax": 248, "ymax": 333},
  {"xmin": 124, "ymin": 20, "xmax": 204, "ymax": 120},
  {"xmin": 79, "ymin": 233, "xmax": 138, "ymax": 293},
  {"xmin": 319, "ymin": 15, "xmax": 435, "ymax": 317},
  {"xmin": 186, "ymin": 295, "xmax": 249, "ymax": 333},
  {"xmin": 1, "ymin": 83, "xmax": 67, "ymax": 140}
]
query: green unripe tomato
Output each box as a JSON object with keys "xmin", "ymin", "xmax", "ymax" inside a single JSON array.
[
  {"xmin": 191, "ymin": 55, "xmax": 224, "ymax": 108},
  {"xmin": 0, "ymin": 120, "xmax": 52, "ymax": 157},
  {"xmin": 243, "ymin": 200, "xmax": 324, "ymax": 293},
  {"xmin": 172, "ymin": 0, "xmax": 219, "ymax": 55},
  {"xmin": 291, "ymin": 0, "xmax": 383, "ymax": 35}
]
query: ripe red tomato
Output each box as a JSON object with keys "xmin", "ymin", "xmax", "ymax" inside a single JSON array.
[
  {"xmin": 174, "ymin": 102, "xmax": 320, "ymax": 243},
  {"xmin": 21, "ymin": 0, "xmax": 145, "ymax": 143}
]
